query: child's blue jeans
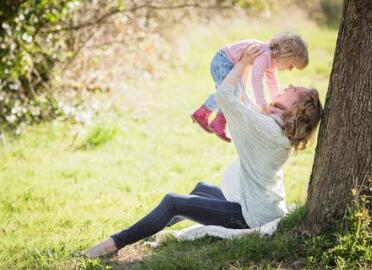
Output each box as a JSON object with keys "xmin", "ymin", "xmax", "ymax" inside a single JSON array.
[
  {"xmin": 204, "ymin": 50, "xmax": 244, "ymax": 112},
  {"xmin": 111, "ymin": 181, "xmax": 249, "ymax": 249}
]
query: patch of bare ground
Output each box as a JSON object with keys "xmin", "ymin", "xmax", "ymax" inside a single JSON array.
[{"xmin": 106, "ymin": 241, "xmax": 155, "ymax": 270}]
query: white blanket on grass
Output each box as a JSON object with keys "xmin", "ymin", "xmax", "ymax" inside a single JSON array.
[
  {"xmin": 173, "ymin": 218, "xmax": 281, "ymax": 241},
  {"xmin": 155, "ymin": 205, "xmax": 297, "ymax": 242},
  {"xmin": 153, "ymin": 218, "xmax": 281, "ymax": 244}
]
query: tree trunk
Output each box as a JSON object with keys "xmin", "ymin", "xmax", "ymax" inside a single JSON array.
[{"xmin": 301, "ymin": 0, "xmax": 372, "ymax": 235}]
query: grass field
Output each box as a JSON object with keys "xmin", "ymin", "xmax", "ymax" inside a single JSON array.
[{"xmin": 0, "ymin": 11, "xmax": 337, "ymax": 270}]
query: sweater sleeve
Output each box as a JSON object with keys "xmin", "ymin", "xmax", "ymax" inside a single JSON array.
[
  {"xmin": 251, "ymin": 53, "xmax": 268, "ymax": 108},
  {"xmin": 214, "ymin": 83, "xmax": 284, "ymax": 149},
  {"xmin": 265, "ymin": 69, "xmax": 280, "ymax": 99}
]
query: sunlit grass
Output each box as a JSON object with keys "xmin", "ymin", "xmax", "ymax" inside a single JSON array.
[
  {"xmin": 0, "ymin": 12, "xmax": 337, "ymax": 269},
  {"xmin": 77, "ymin": 124, "xmax": 118, "ymax": 150}
]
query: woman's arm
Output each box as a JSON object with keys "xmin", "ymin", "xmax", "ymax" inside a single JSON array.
[
  {"xmin": 214, "ymin": 45, "xmax": 285, "ymax": 146},
  {"xmin": 222, "ymin": 61, "xmax": 247, "ymax": 88},
  {"xmin": 221, "ymin": 45, "xmax": 261, "ymax": 88},
  {"xmin": 216, "ymin": 44, "xmax": 262, "ymax": 109}
]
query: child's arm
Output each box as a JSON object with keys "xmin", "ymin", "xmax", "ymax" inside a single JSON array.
[
  {"xmin": 251, "ymin": 53, "xmax": 269, "ymax": 108},
  {"xmin": 265, "ymin": 69, "xmax": 280, "ymax": 98}
]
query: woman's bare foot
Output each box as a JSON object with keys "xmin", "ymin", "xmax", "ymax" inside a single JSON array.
[{"xmin": 82, "ymin": 237, "xmax": 118, "ymax": 258}]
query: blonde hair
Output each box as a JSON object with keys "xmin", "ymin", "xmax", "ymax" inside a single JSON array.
[
  {"xmin": 269, "ymin": 32, "xmax": 309, "ymax": 70},
  {"xmin": 281, "ymin": 89, "xmax": 323, "ymax": 151}
]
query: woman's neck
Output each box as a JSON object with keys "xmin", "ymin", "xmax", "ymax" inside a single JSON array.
[
  {"xmin": 269, "ymin": 113, "xmax": 285, "ymax": 128},
  {"xmin": 263, "ymin": 105, "xmax": 285, "ymax": 128}
]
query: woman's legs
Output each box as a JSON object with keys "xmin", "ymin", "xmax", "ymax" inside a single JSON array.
[
  {"xmin": 189, "ymin": 181, "xmax": 227, "ymax": 200},
  {"xmin": 111, "ymin": 191, "xmax": 248, "ymax": 250},
  {"xmin": 167, "ymin": 181, "xmax": 226, "ymax": 227},
  {"xmin": 83, "ymin": 182, "xmax": 248, "ymax": 257}
]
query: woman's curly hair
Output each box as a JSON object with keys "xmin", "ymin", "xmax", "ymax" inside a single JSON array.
[
  {"xmin": 270, "ymin": 32, "xmax": 309, "ymax": 70},
  {"xmin": 281, "ymin": 89, "xmax": 323, "ymax": 151}
]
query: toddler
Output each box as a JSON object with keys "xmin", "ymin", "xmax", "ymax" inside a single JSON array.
[{"xmin": 191, "ymin": 32, "xmax": 309, "ymax": 142}]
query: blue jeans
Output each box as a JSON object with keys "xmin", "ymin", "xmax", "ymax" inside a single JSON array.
[
  {"xmin": 111, "ymin": 181, "xmax": 249, "ymax": 249},
  {"xmin": 204, "ymin": 50, "xmax": 243, "ymax": 112}
]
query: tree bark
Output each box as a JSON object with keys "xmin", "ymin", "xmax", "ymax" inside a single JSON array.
[{"xmin": 301, "ymin": 0, "xmax": 372, "ymax": 235}]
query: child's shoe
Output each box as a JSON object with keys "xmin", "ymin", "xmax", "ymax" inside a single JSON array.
[
  {"xmin": 191, "ymin": 105, "xmax": 212, "ymax": 133},
  {"xmin": 208, "ymin": 113, "xmax": 231, "ymax": 143}
]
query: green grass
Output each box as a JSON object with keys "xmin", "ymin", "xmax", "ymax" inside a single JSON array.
[
  {"xmin": 0, "ymin": 12, "xmax": 338, "ymax": 270},
  {"xmin": 77, "ymin": 124, "xmax": 118, "ymax": 150}
]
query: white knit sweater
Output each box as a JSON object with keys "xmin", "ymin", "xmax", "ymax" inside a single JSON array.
[{"xmin": 214, "ymin": 82, "xmax": 291, "ymax": 228}]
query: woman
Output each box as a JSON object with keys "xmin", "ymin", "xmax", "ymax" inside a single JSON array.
[{"xmin": 82, "ymin": 45, "xmax": 323, "ymax": 257}]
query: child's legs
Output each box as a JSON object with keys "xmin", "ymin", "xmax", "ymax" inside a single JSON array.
[
  {"xmin": 204, "ymin": 94, "xmax": 219, "ymax": 112},
  {"xmin": 111, "ymin": 192, "xmax": 248, "ymax": 249},
  {"xmin": 203, "ymin": 50, "xmax": 234, "ymax": 112}
]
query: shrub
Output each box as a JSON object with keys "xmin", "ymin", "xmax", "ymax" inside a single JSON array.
[{"xmin": 0, "ymin": 0, "xmax": 81, "ymax": 132}]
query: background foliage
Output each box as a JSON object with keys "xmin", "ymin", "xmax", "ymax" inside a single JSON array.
[
  {"xmin": 0, "ymin": 0, "xmax": 81, "ymax": 132},
  {"xmin": 0, "ymin": 0, "xmax": 342, "ymax": 135}
]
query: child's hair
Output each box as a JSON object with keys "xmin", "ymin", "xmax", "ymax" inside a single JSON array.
[
  {"xmin": 269, "ymin": 32, "xmax": 309, "ymax": 70},
  {"xmin": 280, "ymin": 89, "xmax": 323, "ymax": 151}
]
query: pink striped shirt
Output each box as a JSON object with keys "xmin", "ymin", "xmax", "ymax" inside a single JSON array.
[{"xmin": 223, "ymin": 40, "xmax": 280, "ymax": 107}]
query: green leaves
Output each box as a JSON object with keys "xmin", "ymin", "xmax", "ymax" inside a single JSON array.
[{"xmin": 0, "ymin": 0, "xmax": 82, "ymax": 131}]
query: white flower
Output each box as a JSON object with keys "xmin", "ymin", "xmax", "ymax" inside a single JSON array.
[
  {"xmin": 6, "ymin": 114, "xmax": 17, "ymax": 123},
  {"xmin": 9, "ymin": 81, "xmax": 20, "ymax": 90},
  {"xmin": 21, "ymin": 33, "xmax": 33, "ymax": 43}
]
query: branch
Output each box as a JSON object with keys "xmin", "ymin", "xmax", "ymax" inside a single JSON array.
[
  {"xmin": 63, "ymin": 28, "xmax": 98, "ymax": 69},
  {"xmin": 44, "ymin": 2, "xmax": 236, "ymax": 33}
]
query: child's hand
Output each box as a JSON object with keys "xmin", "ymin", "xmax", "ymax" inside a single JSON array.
[{"xmin": 241, "ymin": 45, "xmax": 261, "ymax": 65}]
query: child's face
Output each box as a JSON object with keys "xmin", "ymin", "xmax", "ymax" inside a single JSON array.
[{"xmin": 274, "ymin": 58, "xmax": 295, "ymax": 71}]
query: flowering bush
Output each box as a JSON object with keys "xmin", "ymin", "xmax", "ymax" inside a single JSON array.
[{"xmin": 0, "ymin": 0, "xmax": 81, "ymax": 132}]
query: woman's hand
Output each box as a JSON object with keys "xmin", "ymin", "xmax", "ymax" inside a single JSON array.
[
  {"xmin": 240, "ymin": 45, "xmax": 261, "ymax": 65},
  {"xmin": 219, "ymin": 45, "xmax": 261, "ymax": 88},
  {"xmin": 261, "ymin": 103, "xmax": 286, "ymax": 116}
]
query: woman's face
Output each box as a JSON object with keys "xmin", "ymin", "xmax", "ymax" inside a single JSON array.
[{"xmin": 272, "ymin": 85, "xmax": 311, "ymax": 110}]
